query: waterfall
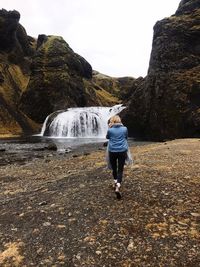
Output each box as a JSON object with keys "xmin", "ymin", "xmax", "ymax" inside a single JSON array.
[{"xmin": 40, "ymin": 104, "xmax": 125, "ymax": 138}]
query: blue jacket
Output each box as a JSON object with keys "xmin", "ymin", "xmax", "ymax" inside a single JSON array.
[{"xmin": 106, "ymin": 123, "xmax": 128, "ymax": 152}]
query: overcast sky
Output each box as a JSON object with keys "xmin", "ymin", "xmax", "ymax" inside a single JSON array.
[{"xmin": 1, "ymin": 0, "xmax": 181, "ymax": 78}]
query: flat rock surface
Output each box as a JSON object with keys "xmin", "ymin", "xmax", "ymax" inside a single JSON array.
[{"xmin": 0, "ymin": 138, "xmax": 200, "ymax": 266}]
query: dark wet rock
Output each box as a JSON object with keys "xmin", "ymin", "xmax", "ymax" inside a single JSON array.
[
  {"xmin": 0, "ymin": 71, "xmax": 4, "ymax": 84},
  {"xmin": 72, "ymin": 154, "xmax": 79, "ymax": 158},
  {"xmin": 176, "ymin": 0, "xmax": 199, "ymax": 15},
  {"xmin": 0, "ymin": 9, "xmax": 21, "ymax": 52},
  {"xmin": 45, "ymin": 143, "xmax": 57, "ymax": 151},
  {"xmin": 123, "ymin": 0, "xmax": 200, "ymax": 140},
  {"xmin": 117, "ymin": 76, "xmax": 144, "ymax": 101},
  {"xmin": 0, "ymin": 9, "xmax": 34, "ymax": 63}
]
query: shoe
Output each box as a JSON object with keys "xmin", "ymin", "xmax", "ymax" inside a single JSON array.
[
  {"xmin": 113, "ymin": 179, "xmax": 117, "ymax": 190},
  {"xmin": 116, "ymin": 182, "xmax": 121, "ymax": 188},
  {"xmin": 115, "ymin": 184, "xmax": 122, "ymax": 200}
]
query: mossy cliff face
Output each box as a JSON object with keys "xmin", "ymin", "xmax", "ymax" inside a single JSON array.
[
  {"xmin": 19, "ymin": 35, "xmax": 120, "ymax": 123},
  {"xmin": 0, "ymin": 9, "xmax": 119, "ymax": 134},
  {"xmin": 123, "ymin": 0, "xmax": 200, "ymax": 140},
  {"xmin": 0, "ymin": 9, "xmax": 38, "ymax": 135},
  {"xmin": 20, "ymin": 35, "xmax": 90, "ymax": 123},
  {"xmin": 92, "ymin": 70, "xmax": 144, "ymax": 103}
]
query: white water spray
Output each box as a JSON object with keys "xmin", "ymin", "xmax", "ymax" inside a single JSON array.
[{"xmin": 40, "ymin": 104, "xmax": 125, "ymax": 138}]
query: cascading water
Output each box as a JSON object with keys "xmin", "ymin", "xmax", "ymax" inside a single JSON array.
[{"xmin": 40, "ymin": 104, "xmax": 125, "ymax": 138}]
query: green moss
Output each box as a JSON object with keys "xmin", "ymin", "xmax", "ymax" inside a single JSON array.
[
  {"xmin": 95, "ymin": 88, "xmax": 120, "ymax": 105},
  {"xmin": 8, "ymin": 65, "xmax": 29, "ymax": 92},
  {"xmin": 43, "ymin": 36, "xmax": 63, "ymax": 51}
]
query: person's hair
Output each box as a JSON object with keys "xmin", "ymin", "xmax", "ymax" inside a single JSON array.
[{"xmin": 109, "ymin": 115, "xmax": 122, "ymax": 124}]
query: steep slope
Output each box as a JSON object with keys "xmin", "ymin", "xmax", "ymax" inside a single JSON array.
[
  {"xmin": 92, "ymin": 70, "xmax": 144, "ymax": 102},
  {"xmin": 19, "ymin": 35, "xmax": 119, "ymax": 123},
  {"xmin": 0, "ymin": 9, "xmax": 39, "ymax": 135},
  {"xmin": 0, "ymin": 9, "xmax": 120, "ymax": 135},
  {"xmin": 123, "ymin": 0, "xmax": 200, "ymax": 140}
]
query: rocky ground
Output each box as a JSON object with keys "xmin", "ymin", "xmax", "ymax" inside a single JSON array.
[{"xmin": 0, "ymin": 138, "xmax": 200, "ymax": 266}]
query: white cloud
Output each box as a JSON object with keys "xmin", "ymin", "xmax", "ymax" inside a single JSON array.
[{"xmin": 0, "ymin": 0, "xmax": 181, "ymax": 77}]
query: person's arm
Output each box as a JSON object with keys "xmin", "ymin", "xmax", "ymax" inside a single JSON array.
[
  {"xmin": 106, "ymin": 129, "xmax": 110, "ymax": 139},
  {"xmin": 106, "ymin": 131, "xmax": 110, "ymax": 139},
  {"xmin": 125, "ymin": 128, "xmax": 128, "ymax": 139}
]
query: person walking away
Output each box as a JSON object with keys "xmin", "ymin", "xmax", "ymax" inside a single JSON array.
[{"xmin": 106, "ymin": 115, "xmax": 128, "ymax": 199}]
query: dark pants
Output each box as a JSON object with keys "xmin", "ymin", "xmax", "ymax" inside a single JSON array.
[{"xmin": 109, "ymin": 151, "xmax": 126, "ymax": 183}]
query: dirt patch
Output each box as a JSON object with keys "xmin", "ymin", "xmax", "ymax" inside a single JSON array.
[{"xmin": 0, "ymin": 138, "xmax": 200, "ymax": 266}]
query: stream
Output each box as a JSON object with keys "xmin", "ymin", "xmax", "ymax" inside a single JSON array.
[{"xmin": 0, "ymin": 135, "xmax": 150, "ymax": 166}]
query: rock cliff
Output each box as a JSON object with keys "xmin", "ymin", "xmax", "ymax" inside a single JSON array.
[
  {"xmin": 0, "ymin": 9, "xmax": 119, "ymax": 135},
  {"xmin": 0, "ymin": 9, "xmax": 38, "ymax": 135},
  {"xmin": 123, "ymin": 0, "xmax": 200, "ymax": 140}
]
